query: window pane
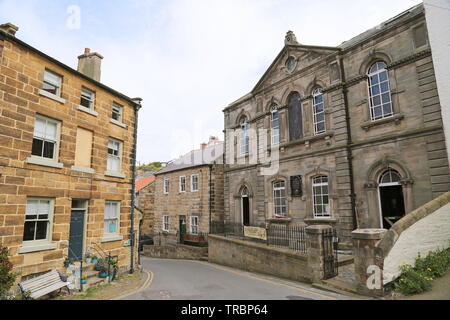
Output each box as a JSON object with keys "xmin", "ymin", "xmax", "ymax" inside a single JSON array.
[
  {"xmin": 379, "ymin": 71, "xmax": 388, "ymax": 82},
  {"xmin": 380, "ymin": 82, "xmax": 389, "ymax": 93},
  {"xmin": 44, "ymin": 71, "xmax": 61, "ymax": 85},
  {"xmin": 370, "ymin": 75, "xmax": 379, "ymax": 85},
  {"xmin": 42, "ymin": 82, "xmax": 57, "ymax": 95},
  {"xmin": 44, "ymin": 121, "xmax": 57, "ymax": 141},
  {"xmin": 371, "ymin": 85, "xmax": 380, "ymax": 96},
  {"xmin": 32, "ymin": 139, "xmax": 44, "ymax": 157},
  {"xmin": 23, "ymin": 221, "xmax": 36, "ymax": 241},
  {"xmin": 43, "ymin": 141, "xmax": 55, "ymax": 159},
  {"xmin": 381, "ymin": 93, "xmax": 391, "ymax": 104},
  {"xmin": 383, "ymin": 103, "xmax": 393, "ymax": 115},
  {"xmin": 35, "ymin": 221, "xmax": 48, "ymax": 240}
]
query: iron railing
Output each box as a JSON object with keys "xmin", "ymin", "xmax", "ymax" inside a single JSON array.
[{"xmin": 210, "ymin": 221, "xmax": 308, "ymax": 254}]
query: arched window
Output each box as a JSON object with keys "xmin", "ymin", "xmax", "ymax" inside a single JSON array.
[
  {"xmin": 271, "ymin": 107, "xmax": 280, "ymax": 146},
  {"xmin": 288, "ymin": 92, "xmax": 303, "ymax": 141},
  {"xmin": 240, "ymin": 117, "xmax": 249, "ymax": 156},
  {"xmin": 368, "ymin": 61, "xmax": 393, "ymax": 121},
  {"xmin": 312, "ymin": 176, "xmax": 330, "ymax": 218},
  {"xmin": 379, "ymin": 169, "xmax": 401, "ymax": 185},
  {"xmin": 312, "ymin": 88, "xmax": 326, "ymax": 135},
  {"xmin": 273, "ymin": 181, "xmax": 286, "ymax": 217}
]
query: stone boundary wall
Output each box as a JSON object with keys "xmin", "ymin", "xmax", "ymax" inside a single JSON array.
[
  {"xmin": 380, "ymin": 191, "xmax": 450, "ymax": 283},
  {"xmin": 208, "ymin": 234, "xmax": 311, "ymax": 283},
  {"xmin": 142, "ymin": 244, "xmax": 207, "ymax": 261}
]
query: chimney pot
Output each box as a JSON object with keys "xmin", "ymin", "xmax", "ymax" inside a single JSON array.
[
  {"xmin": 0, "ymin": 23, "xmax": 19, "ymax": 36},
  {"xmin": 77, "ymin": 48, "xmax": 103, "ymax": 82}
]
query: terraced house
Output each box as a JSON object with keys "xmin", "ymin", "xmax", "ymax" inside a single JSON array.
[
  {"xmin": 0, "ymin": 23, "xmax": 142, "ymax": 281},
  {"xmin": 223, "ymin": 3, "xmax": 450, "ymax": 250}
]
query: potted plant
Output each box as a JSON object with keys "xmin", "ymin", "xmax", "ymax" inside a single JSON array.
[
  {"xmin": 85, "ymin": 253, "xmax": 93, "ymax": 264},
  {"xmin": 91, "ymin": 255, "xmax": 99, "ymax": 264},
  {"xmin": 94, "ymin": 258, "xmax": 104, "ymax": 271},
  {"xmin": 98, "ymin": 264, "xmax": 108, "ymax": 278},
  {"xmin": 81, "ymin": 274, "xmax": 87, "ymax": 284},
  {"xmin": 108, "ymin": 258, "xmax": 119, "ymax": 281}
]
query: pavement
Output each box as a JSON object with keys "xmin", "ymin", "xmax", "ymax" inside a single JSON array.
[{"xmin": 122, "ymin": 257, "xmax": 358, "ymax": 300}]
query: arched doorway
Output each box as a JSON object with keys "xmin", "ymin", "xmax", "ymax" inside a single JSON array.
[
  {"xmin": 378, "ymin": 169, "xmax": 406, "ymax": 229},
  {"xmin": 241, "ymin": 187, "xmax": 250, "ymax": 226}
]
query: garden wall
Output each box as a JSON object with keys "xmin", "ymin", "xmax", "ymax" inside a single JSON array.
[{"xmin": 142, "ymin": 244, "xmax": 207, "ymax": 261}]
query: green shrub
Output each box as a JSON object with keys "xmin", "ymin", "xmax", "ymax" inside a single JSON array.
[
  {"xmin": 394, "ymin": 249, "xmax": 450, "ymax": 296},
  {"xmin": 0, "ymin": 246, "xmax": 18, "ymax": 300}
]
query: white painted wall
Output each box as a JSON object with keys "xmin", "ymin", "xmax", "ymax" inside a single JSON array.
[
  {"xmin": 424, "ymin": 0, "xmax": 450, "ymax": 165},
  {"xmin": 383, "ymin": 202, "xmax": 450, "ymax": 284}
]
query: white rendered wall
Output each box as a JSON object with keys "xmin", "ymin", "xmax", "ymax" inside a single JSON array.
[
  {"xmin": 383, "ymin": 202, "xmax": 450, "ymax": 284},
  {"xmin": 424, "ymin": 0, "xmax": 450, "ymax": 166}
]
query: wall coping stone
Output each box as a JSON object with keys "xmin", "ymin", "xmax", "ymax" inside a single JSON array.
[
  {"xmin": 352, "ymin": 228, "xmax": 387, "ymax": 240},
  {"xmin": 305, "ymin": 224, "xmax": 333, "ymax": 234},
  {"xmin": 208, "ymin": 234, "xmax": 307, "ymax": 260}
]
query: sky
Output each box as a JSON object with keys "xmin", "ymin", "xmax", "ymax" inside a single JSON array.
[{"xmin": 0, "ymin": 0, "xmax": 423, "ymax": 165}]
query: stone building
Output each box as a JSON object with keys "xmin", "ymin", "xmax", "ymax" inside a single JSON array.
[
  {"xmin": 153, "ymin": 137, "xmax": 224, "ymax": 239},
  {"xmin": 223, "ymin": 3, "xmax": 450, "ymax": 249},
  {"xmin": 135, "ymin": 176, "xmax": 155, "ymax": 236},
  {"xmin": 0, "ymin": 23, "xmax": 142, "ymax": 280}
]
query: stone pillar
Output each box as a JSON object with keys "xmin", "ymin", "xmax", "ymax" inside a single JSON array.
[
  {"xmin": 306, "ymin": 225, "xmax": 333, "ymax": 283},
  {"xmin": 352, "ymin": 229, "xmax": 387, "ymax": 297}
]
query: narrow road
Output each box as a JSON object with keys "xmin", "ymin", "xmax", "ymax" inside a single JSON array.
[{"xmin": 123, "ymin": 257, "xmax": 357, "ymax": 300}]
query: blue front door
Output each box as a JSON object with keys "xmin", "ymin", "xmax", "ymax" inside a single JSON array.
[{"xmin": 69, "ymin": 210, "xmax": 85, "ymax": 261}]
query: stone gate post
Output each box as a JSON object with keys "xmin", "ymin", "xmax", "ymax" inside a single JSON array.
[
  {"xmin": 352, "ymin": 229, "xmax": 387, "ymax": 297},
  {"xmin": 306, "ymin": 225, "xmax": 333, "ymax": 283}
]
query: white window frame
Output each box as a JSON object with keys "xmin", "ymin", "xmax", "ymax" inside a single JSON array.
[
  {"xmin": 103, "ymin": 201, "xmax": 120, "ymax": 236},
  {"xmin": 271, "ymin": 108, "xmax": 280, "ymax": 146},
  {"xmin": 164, "ymin": 178, "xmax": 170, "ymax": 195},
  {"xmin": 162, "ymin": 215, "xmax": 170, "ymax": 232},
  {"xmin": 191, "ymin": 174, "xmax": 199, "ymax": 192},
  {"xmin": 179, "ymin": 176, "xmax": 186, "ymax": 193},
  {"xmin": 80, "ymin": 87, "xmax": 95, "ymax": 110},
  {"xmin": 240, "ymin": 118, "xmax": 249, "ymax": 156},
  {"xmin": 368, "ymin": 61, "xmax": 394, "ymax": 121},
  {"xmin": 112, "ymin": 102, "xmax": 123, "ymax": 122},
  {"xmin": 42, "ymin": 69, "xmax": 62, "ymax": 97},
  {"xmin": 106, "ymin": 138, "xmax": 123, "ymax": 175},
  {"xmin": 30, "ymin": 115, "xmax": 61, "ymax": 162},
  {"xmin": 22, "ymin": 197, "xmax": 55, "ymax": 246},
  {"xmin": 190, "ymin": 216, "xmax": 199, "ymax": 235},
  {"xmin": 273, "ymin": 181, "xmax": 287, "ymax": 217},
  {"xmin": 312, "ymin": 88, "xmax": 326, "ymax": 135},
  {"xmin": 312, "ymin": 176, "xmax": 330, "ymax": 219}
]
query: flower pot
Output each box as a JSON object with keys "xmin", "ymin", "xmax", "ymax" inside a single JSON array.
[
  {"xmin": 81, "ymin": 279, "xmax": 87, "ymax": 284},
  {"xmin": 99, "ymin": 272, "xmax": 109, "ymax": 278},
  {"xmin": 86, "ymin": 258, "xmax": 92, "ymax": 264},
  {"xmin": 92, "ymin": 258, "xmax": 98, "ymax": 264}
]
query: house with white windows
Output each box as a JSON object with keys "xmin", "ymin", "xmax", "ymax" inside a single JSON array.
[{"xmin": 153, "ymin": 137, "xmax": 224, "ymax": 243}]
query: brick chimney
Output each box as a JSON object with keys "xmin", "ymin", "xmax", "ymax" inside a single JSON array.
[
  {"xmin": 0, "ymin": 23, "xmax": 19, "ymax": 36},
  {"xmin": 200, "ymin": 143, "xmax": 207, "ymax": 150},
  {"xmin": 77, "ymin": 48, "xmax": 103, "ymax": 82}
]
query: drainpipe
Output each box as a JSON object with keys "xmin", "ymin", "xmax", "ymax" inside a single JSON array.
[
  {"xmin": 209, "ymin": 165, "xmax": 213, "ymax": 233},
  {"xmin": 129, "ymin": 98, "xmax": 142, "ymax": 274},
  {"xmin": 338, "ymin": 55, "xmax": 358, "ymax": 231}
]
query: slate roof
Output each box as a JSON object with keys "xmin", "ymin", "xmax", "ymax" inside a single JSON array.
[{"xmin": 155, "ymin": 142, "xmax": 224, "ymax": 176}]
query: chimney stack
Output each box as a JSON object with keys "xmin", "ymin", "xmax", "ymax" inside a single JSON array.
[
  {"xmin": 0, "ymin": 23, "xmax": 19, "ymax": 36},
  {"xmin": 77, "ymin": 48, "xmax": 103, "ymax": 82},
  {"xmin": 200, "ymin": 143, "xmax": 207, "ymax": 150}
]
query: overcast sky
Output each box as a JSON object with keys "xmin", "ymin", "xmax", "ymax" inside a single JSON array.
[{"xmin": 0, "ymin": 0, "xmax": 422, "ymax": 164}]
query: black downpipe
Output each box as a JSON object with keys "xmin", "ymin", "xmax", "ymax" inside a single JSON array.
[
  {"xmin": 209, "ymin": 165, "xmax": 212, "ymax": 233},
  {"xmin": 339, "ymin": 56, "xmax": 358, "ymax": 230},
  {"xmin": 129, "ymin": 99, "xmax": 142, "ymax": 274}
]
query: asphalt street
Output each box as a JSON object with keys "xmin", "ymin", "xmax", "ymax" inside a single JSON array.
[{"xmin": 123, "ymin": 257, "xmax": 356, "ymax": 300}]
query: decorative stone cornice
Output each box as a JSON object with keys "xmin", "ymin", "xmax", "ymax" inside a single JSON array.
[{"xmin": 387, "ymin": 48, "xmax": 432, "ymax": 70}]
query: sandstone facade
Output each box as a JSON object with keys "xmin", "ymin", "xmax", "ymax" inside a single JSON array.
[{"xmin": 0, "ymin": 27, "xmax": 140, "ymax": 280}]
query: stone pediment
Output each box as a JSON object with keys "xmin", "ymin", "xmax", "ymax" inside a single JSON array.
[{"xmin": 252, "ymin": 42, "xmax": 339, "ymax": 94}]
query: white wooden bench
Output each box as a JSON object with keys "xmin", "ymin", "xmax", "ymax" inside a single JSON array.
[{"xmin": 18, "ymin": 270, "xmax": 71, "ymax": 299}]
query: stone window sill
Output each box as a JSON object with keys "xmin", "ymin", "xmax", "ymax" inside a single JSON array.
[
  {"xmin": 19, "ymin": 242, "xmax": 57, "ymax": 254},
  {"xmin": 39, "ymin": 89, "xmax": 66, "ymax": 104},
  {"xmin": 101, "ymin": 234, "xmax": 123, "ymax": 243},
  {"xmin": 104, "ymin": 171, "xmax": 126, "ymax": 179},
  {"xmin": 279, "ymin": 131, "xmax": 334, "ymax": 149},
  {"xmin": 110, "ymin": 118, "xmax": 127, "ymax": 129},
  {"xmin": 77, "ymin": 105, "xmax": 98, "ymax": 117},
  {"xmin": 304, "ymin": 218, "xmax": 338, "ymax": 224},
  {"xmin": 361, "ymin": 114, "xmax": 404, "ymax": 131},
  {"xmin": 27, "ymin": 157, "xmax": 64, "ymax": 169},
  {"xmin": 71, "ymin": 166, "xmax": 95, "ymax": 174}
]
